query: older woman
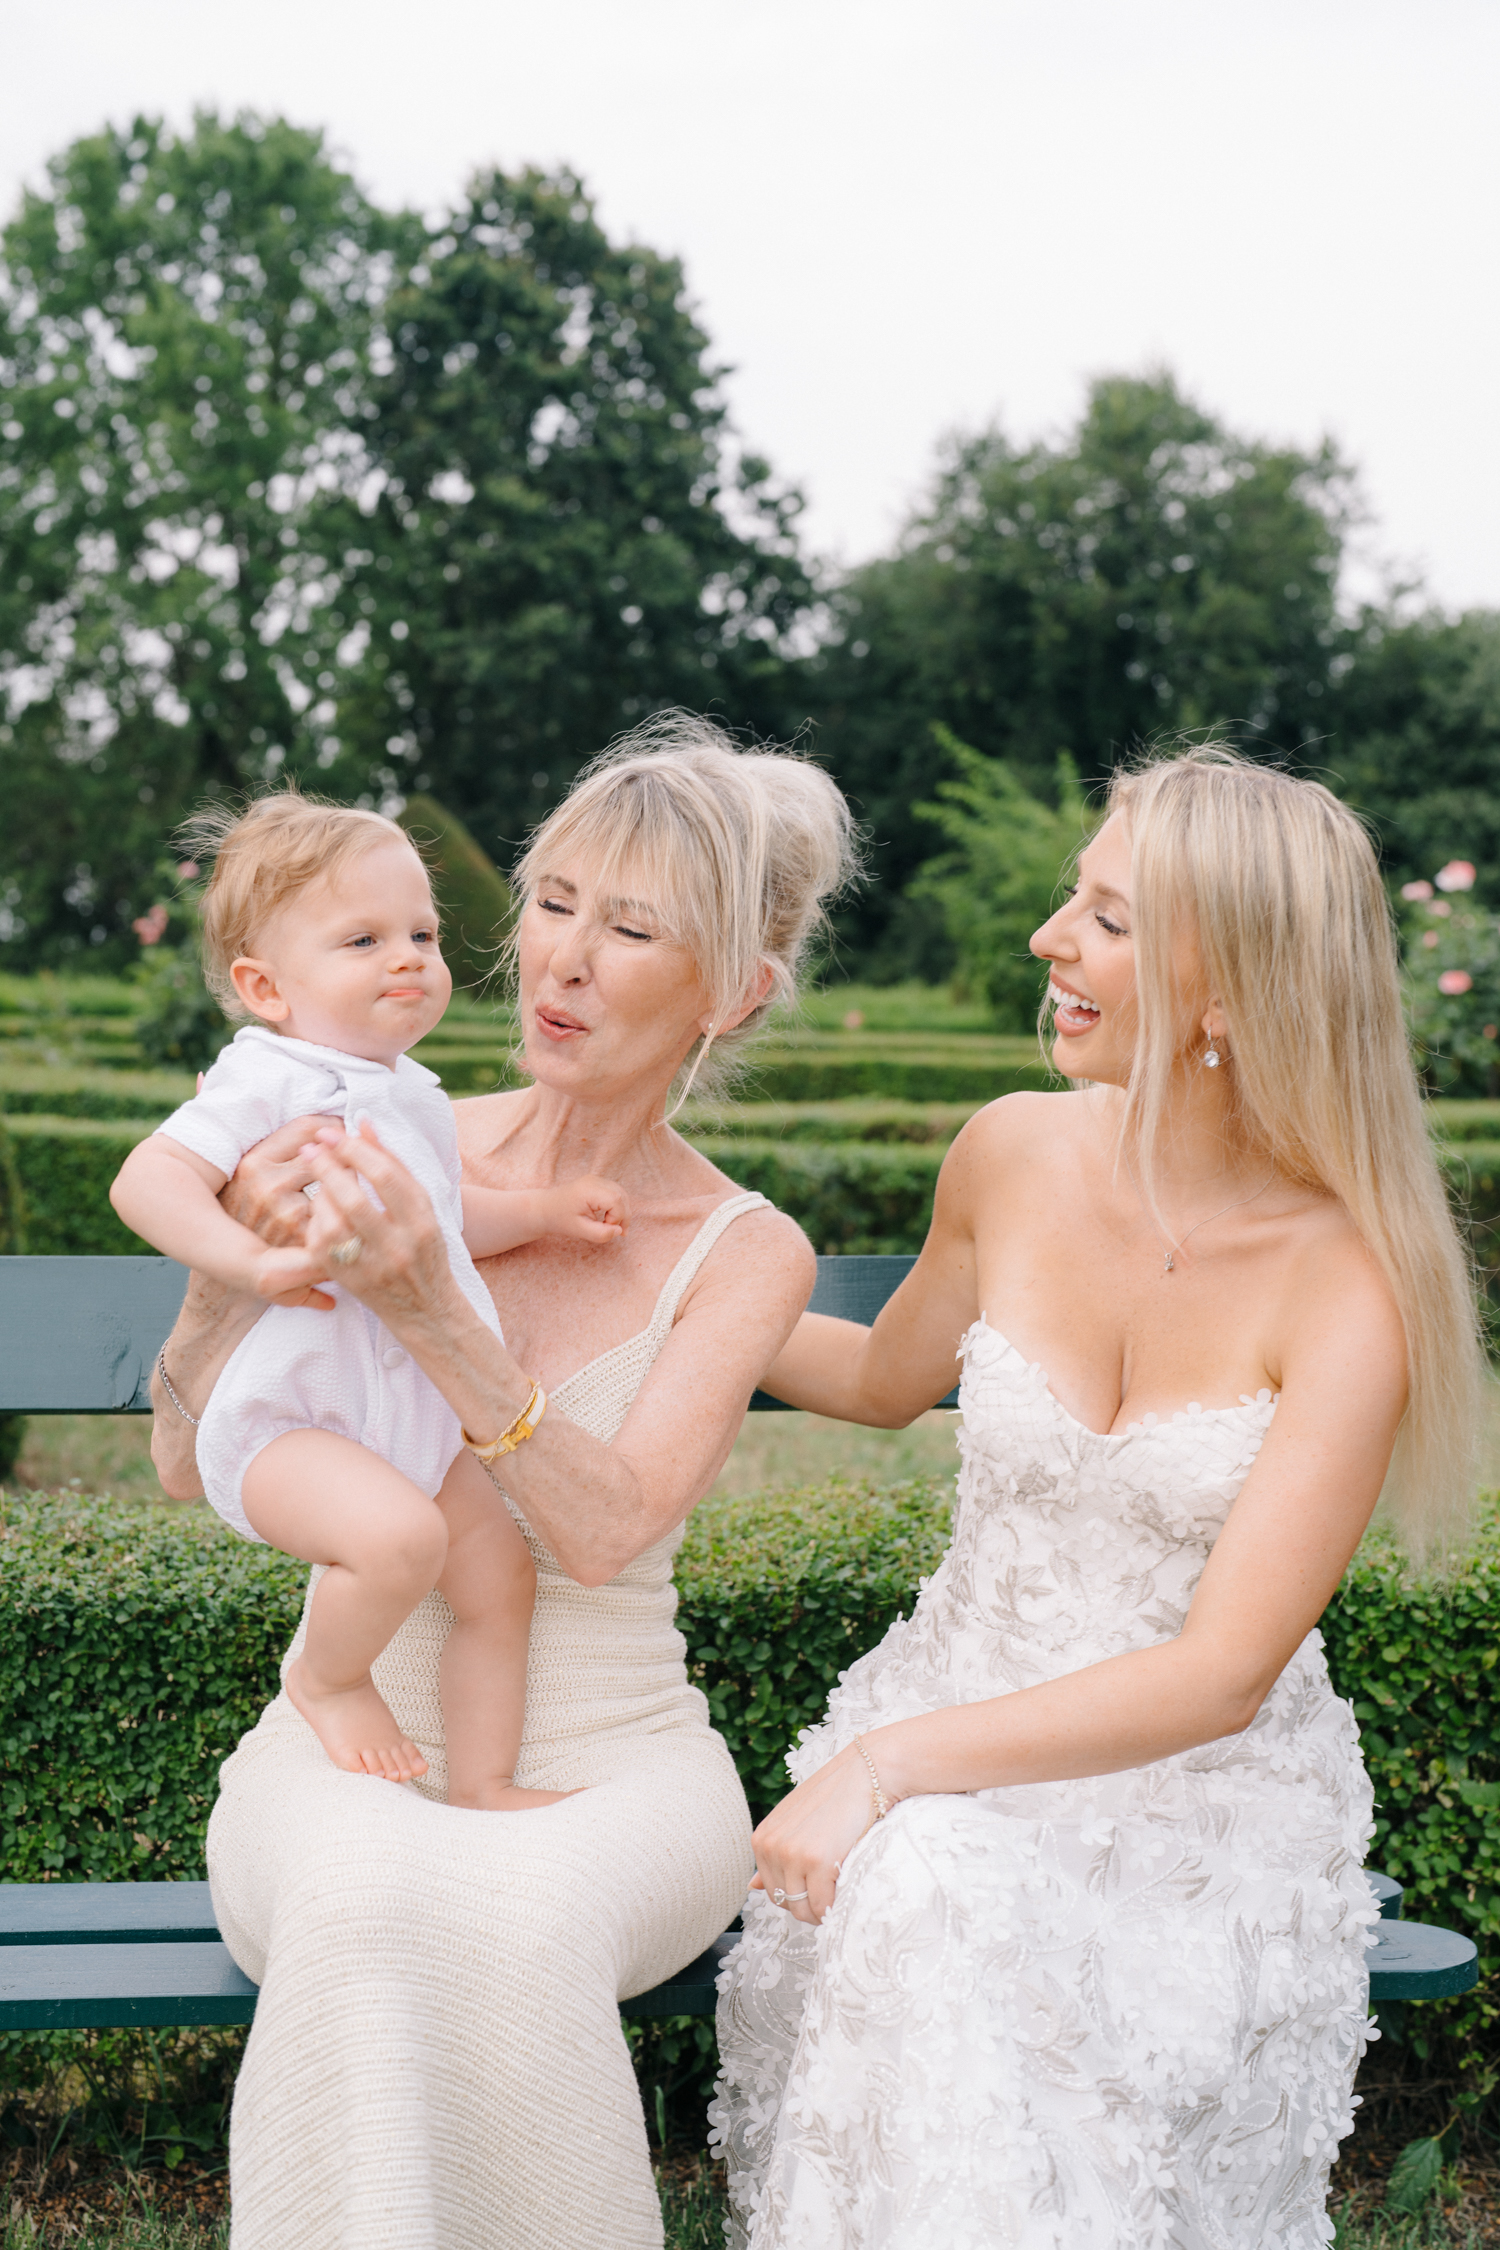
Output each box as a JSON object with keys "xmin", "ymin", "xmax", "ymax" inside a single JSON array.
[{"xmin": 149, "ymin": 720, "xmax": 852, "ymax": 2250}]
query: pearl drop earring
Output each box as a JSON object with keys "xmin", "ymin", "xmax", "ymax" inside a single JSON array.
[{"xmin": 1204, "ymin": 1040, "xmax": 1222, "ymax": 1070}]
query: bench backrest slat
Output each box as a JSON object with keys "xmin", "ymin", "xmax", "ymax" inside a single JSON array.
[
  {"xmin": 0, "ymin": 1257, "xmax": 190, "ymax": 1412},
  {"xmin": 0, "ymin": 1252, "xmax": 932, "ymax": 1415}
]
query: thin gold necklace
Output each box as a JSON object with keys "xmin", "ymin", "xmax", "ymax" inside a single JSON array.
[{"xmin": 1126, "ymin": 1155, "xmax": 1277, "ymax": 1276}]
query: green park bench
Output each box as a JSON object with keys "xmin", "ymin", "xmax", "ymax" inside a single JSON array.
[{"xmin": 0, "ymin": 1254, "xmax": 1480, "ymax": 2032}]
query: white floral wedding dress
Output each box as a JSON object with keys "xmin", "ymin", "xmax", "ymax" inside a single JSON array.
[{"xmin": 711, "ymin": 1317, "xmax": 1377, "ymax": 2249}]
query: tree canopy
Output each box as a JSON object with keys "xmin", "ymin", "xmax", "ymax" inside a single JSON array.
[
  {"xmin": 798, "ymin": 372, "xmax": 1355, "ymax": 969},
  {"xmin": 0, "ymin": 113, "xmax": 391, "ymax": 962},
  {"xmin": 0, "ymin": 115, "xmax": 807, "ymax": 966},
  {"xmin": 1, "ymin": 120, "xmax": 1496, "ymax": 987}
]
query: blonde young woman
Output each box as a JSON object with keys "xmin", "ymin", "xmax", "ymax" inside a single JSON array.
[
  {"xmin": 712, "ymin": 748, "xmax": 1482, "ymax": 2249},
  {"xmin": 147, "ymin": 722, "xmax": 851, "ymax": 2250}
]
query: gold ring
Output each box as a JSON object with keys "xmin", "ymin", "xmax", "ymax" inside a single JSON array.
[{"xmin": 328, "ymin": 1235, "xmax": 364, "ymax": 1267}]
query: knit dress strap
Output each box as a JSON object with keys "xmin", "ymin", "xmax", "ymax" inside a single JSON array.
[{"xmin": 641, "ymin": 1191, "xmax": 770, "ymax": 1353}]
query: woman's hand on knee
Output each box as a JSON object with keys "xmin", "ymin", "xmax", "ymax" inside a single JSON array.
[{"xmin": 750, "ymin": 1747, "xmax": 883, "ymax": 1927}]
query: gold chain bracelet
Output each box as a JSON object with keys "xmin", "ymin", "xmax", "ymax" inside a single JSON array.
[{"xmin": 463, "ymin": 1380, "xmax": 547, "ymax": 1465}]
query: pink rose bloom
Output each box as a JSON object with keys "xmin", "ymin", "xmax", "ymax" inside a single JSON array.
[
  {"xmin": 132, "ymin": 903, "xmax": 169, "ymax": 947},
  {"xmin": 1438, "ymin": 969, "xmax": 1474, "ymax": 995},
  {"xmin": 1436, "ymin": 861, "xmax": 1476, "ymax": 892},
  {"xmin": 176, "ymin": 859, "xmax": 200, "ymax": 881},
  {"xmin": 1421, "ymin": 931, "xmax": 1440, "ymax": 949},
  {"xmin": 1402, "ymin": 880, "xmax": 1434, "ymax": 901}
]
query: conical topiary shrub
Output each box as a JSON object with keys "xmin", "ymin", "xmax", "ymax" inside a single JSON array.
[{"xmin": 398, "ymin": 796, "xmax": 515, "ymax": 997}]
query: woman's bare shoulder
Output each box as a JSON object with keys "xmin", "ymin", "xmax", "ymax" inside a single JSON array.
[
  {"xmin": 678, "ymin": 1198, "xmax": 816, "ymax": 1321},
  {"xmin": 1277, "ymin": 1194, "xmax": 1407, "ymax": 1365},
  {"xmin": 941, "ymin": 1087, "xmax": 1105, "ymax": 1195},
  {"xmin": 955, "ymin": 1087, "xmax": 1099, "ymax": 1152},
  {"xmin": 1236, "ymin": 1192, "xmax": 1406, "ymax": 1426}
]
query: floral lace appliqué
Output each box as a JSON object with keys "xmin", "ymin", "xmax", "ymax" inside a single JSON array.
[{"xmin": 710, "ymin": 1320, "xmax": 1375, "ymax": 2249}]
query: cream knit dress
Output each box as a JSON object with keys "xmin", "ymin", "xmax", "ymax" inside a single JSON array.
[{"xmin": 207, "ymin": 1193, "xmax": 764, "ymax": 2250}]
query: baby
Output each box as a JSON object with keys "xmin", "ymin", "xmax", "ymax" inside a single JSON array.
[{"xmin": 112, "ymin": 791, "xmax": 627, "ymax": 1808}]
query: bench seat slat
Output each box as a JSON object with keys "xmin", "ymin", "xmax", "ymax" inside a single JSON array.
[
  {"xmin": 0, "ymin": 1940, "xmax": 258, "ymax": 2029},
  {"xmin": 1365, "ymin": 1920, "xmax": 1477, "ymax": 2002},
  {"xmin": 620, "ymin": 1938, "xmax": 735, "ymax": 2021},
  {"xmin": 0, "ymin": 1911, "xmax": 1474, "ymax": 2030},
  {"xmin": 0, "ymin": 1880, "xmax": 219, "ymax": 1946}
]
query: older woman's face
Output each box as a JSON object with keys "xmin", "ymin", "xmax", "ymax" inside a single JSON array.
[{"xmin": 516, "ymin": 857, "xmax": 716, "ymax": 1103}]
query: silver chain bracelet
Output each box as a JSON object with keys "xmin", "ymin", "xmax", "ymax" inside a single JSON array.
[{"xmin": 157, "ymin": 1348, "xmax": 201, "ymax": 1428}]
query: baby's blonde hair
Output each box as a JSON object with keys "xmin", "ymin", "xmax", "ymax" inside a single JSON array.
[
  {"xmin": 180, "ymin": 790, "xmax": 427, "ymax": 1018},
  {"xmin": 511, "ymin": 713, "xmax": 857, "ymax": 1103},
  {"xmin": 1110, "ymin": 745, "xmax": 1483, "ymax": 1561}
]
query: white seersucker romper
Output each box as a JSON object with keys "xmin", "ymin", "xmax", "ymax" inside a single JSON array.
[{"xmin": 156, "ymin": 1024, "xmax": 502, "ymax": 1539}]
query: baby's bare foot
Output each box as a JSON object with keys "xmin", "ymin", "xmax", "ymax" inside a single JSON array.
[
  {"xmin": 286, "ymin": 1657, "xmax": 428, "ymax": 1782},
  {"xmin": 453, "ymin": 1780, "xmax": 581, "ymax": 1812}
]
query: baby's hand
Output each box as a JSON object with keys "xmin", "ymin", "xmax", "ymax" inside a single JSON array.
[
  {"xmin": 543, "ymin": 1174, "xmax": 630, "ymax": 1245},
  {"xmin": 252, "ymin": 1243, "xmax": 336, "ymax": 1311}
]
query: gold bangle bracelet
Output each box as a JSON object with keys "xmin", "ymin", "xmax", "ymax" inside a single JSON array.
[{"xmin": 463, "ymin": 1380, "xmax": 547, "ymax": 1465}]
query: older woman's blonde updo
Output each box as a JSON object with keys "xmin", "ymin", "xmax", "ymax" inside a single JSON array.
[{"xmin": 510, "ymin": 712, "xmax": 858, "ymax": 1100}]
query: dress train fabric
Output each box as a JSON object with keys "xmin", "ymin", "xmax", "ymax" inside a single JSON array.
[{"xmin": 711, "ymin": 1318, "xmax": 1377, "ymax": 2250}]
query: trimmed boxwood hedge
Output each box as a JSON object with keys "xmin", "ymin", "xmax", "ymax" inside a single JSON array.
[
  {"xmin": 4, "ymin": 1116, "xmax": 154, "ymax": 1255},
  {"xmin": 8, "ymin": 1104, "xmax": 1500, "ymax": 1273},
  {"xmin": 685, "ymin": 1136, "xmax": 944, "ymax": 1254},
  {"xmin": 0, "ymin": 1064, "xmax": 194, "ymax": 1120},
  {"xmin": 4, "ymin": 1479, "xmax": 1500, "ymax": 2048},
  {"xmin": 681, "ymin": 1099, "xmax": 978, "ymax": 1146}
]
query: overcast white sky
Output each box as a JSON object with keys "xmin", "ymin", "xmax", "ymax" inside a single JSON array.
[{"xmin": 5, "ymin": 0, "xmax": 1498, "ymax": 608}]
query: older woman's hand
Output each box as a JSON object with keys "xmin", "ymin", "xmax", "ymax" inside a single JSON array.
[
  {"xmin": 212, "ymin": 1112, "xmax": 345, "ymax": 1311},
  {"xmin": 220, "ymin": 1113, "xmax": 345, "ymax": 1245},
  {"xmin": 295, "ymin": 1120, "xmax": 458, "ymax": 1326}
]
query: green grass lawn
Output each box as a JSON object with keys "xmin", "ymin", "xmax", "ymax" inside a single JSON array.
[
  {"xmin": 9, "ymin": 1404, "xmax": 961, "ymax": 1513},
  {"xmin": 0, "ymin": 2162, "xmax": 729, "ymax": 2247},
  {"xmin": 0, "ymin": 2179, "xmax": 1483, "ymax": 2247}
]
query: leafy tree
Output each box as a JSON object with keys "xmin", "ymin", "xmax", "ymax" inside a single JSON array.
[
  {"xmin": 0, "ymin": 128, "xmax": 812, "ymax": 963},
  {"xmin": 910, "ymin": 729, "xmax": 1095, "ymax": 1028},
  {"xmin": 335, "ymin": 167, "xmax": 811, "ymax": 857},
  {"xmin": 801, "ymin": 373, "xmax": 1353, "ymax": 973},
  {"xmin": 1327, "ymin": 610, "xmax": 1500, "ymax": 907},
  {"xmin": 0, "ymin": 112, "xmax": 395, "ymax": 967}
]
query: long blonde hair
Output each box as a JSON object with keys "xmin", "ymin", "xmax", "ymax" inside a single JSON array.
[
  {"xmin": 510, "ymin": 713, "xmax": 857, "ymax": 1104},
  {"xmin": 1111, "ymin": 745, "xmax": 1481, "ymax": 1560}
]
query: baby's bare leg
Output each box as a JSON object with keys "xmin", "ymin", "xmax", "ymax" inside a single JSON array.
[
  {"xmin": 242, "ymin": 1429, "xmax": 447, "ymax": 1783},
  {"xmin": 435, "ymin": 1451, "xmax": 572, "ymax": 1811}
]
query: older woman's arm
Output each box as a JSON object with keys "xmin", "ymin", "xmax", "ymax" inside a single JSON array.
[
  {"xmin": 148, "ymin": 1114, "xmax": 342, "ymax": 1499},
  {"xmin": 300, "ymin": 1126, "xmax": 814, "ymax": 1584},
  {"xmin": 150, "ymin": 1273, "xmax": 263, "ymax": 1498}
]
